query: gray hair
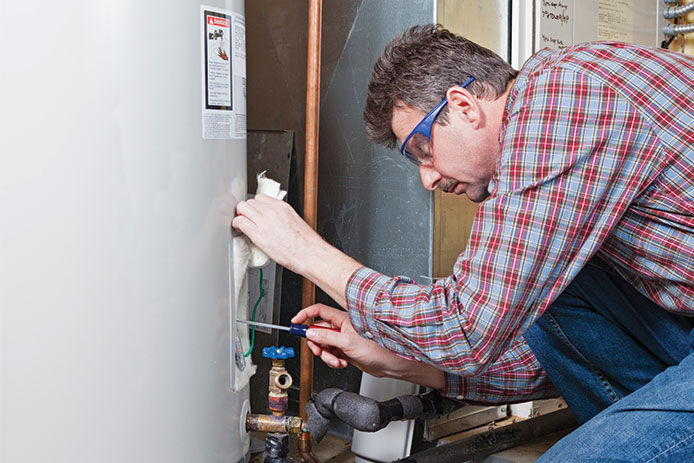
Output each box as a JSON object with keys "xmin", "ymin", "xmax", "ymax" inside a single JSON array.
[{"xmin": 363, "ymin": 24, "xmax": 517, "ymax": 148}]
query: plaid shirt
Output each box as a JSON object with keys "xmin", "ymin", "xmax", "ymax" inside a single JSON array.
[{"xmin": 347, "ymin": 42, "xmax": 694, "ymax": 402}]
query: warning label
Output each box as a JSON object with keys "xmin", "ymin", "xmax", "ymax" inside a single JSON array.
[{"xmin": 201, "ymin": 6, "xmax": 246, "ymax": 139}]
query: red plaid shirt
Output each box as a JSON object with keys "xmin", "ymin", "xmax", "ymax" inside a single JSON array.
[{"xmin": 346, "ymin": 42, "xmax": 694, "ymax": 402}]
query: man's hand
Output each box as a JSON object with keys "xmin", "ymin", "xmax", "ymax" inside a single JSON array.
[
  {"xmin": 232, "ymin": 195, "xmax": 361, "ymax": 307},
  {"xmin": 293, "ymin": 304, "xmax": 445, "ymax": 390},
  {"xmin": 232, "ymin": 194, "xmax": 321, "ymax": 275}
]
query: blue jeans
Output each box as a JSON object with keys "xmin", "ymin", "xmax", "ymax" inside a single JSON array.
[{"xmin": 524, "ymin": 258, "xmax": 694, "ymax": 462}]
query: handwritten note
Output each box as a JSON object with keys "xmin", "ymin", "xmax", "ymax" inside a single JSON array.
[{"xmin": 539, "ymin": 0, "xmax": 574, "ymax": 50}]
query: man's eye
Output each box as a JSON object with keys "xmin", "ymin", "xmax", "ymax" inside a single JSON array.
[{"xmin": 415, "ymin": 144, "xmax": 430, "ymax": 159}]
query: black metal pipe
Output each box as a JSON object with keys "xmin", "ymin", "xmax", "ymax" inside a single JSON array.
[{"xmin": 262, "ymin": 433, "xmax": 293, "ymax": 463}]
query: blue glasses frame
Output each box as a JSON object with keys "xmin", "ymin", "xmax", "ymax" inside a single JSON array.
[{"xmin": 398, "ymin": 76, "xmax": 475, "ymax": 166}]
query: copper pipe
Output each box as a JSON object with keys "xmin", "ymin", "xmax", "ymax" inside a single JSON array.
[
  {"xmin": 246, "ymin": 413, "xmax": 304, "ymax": 434},
  {"xmin": 300, "ymin": 0, "xmax": 322, "ymax": 427},
  {"xmin": 299, "ymin": 431, "xmax": 320, "ymax": 463}
]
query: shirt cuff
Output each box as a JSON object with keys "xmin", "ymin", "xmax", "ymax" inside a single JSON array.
[
  {"xmin": 442, "ymin": 371, "xmax": 471, "ymax": 400},
  {"xmin": 345, "ymin": 266, "xmax": 391, "ymax": 341}
]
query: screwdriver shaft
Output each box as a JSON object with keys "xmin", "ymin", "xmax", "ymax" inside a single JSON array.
[{"xmin": 236, "ymin": 319, "xmax": 290, "ymax": 332}]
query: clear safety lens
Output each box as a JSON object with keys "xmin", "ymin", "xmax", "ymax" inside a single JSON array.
[{"xmin": 402, "ymin": 132, "xmax": 432, "ymax": 166}]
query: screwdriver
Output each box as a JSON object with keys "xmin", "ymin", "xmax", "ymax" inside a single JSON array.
[{"xmin": 236, "ymin": 319, "xmax": 340, "ymax": 338}]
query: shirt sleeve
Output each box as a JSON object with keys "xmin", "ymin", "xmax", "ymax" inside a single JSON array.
[
  {"xmin": 442, "ymin": 334, "xmax": 557, "ymax": 402},
  {"xmin": 346, "ymin": 64, "xmax": 664, "ymax": 398},
  {"xmin": 348, "ymin": 267, "xmax": 556, "ymax": 402}
]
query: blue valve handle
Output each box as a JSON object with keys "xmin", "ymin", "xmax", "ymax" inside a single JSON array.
[{"xmin": 262, "ymin": 345, "xmax": 295, "ymax": 359}]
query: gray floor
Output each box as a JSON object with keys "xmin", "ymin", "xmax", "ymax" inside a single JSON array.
[
  {"xmin": 250, "ymin": 427, "xmax": 573, "ymax": 462},
  {"xmin": 478, "ymin": 430, "xmax": 571, "ymax": 463}
]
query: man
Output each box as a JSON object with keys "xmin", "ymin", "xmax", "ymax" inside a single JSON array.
[{"xmin": 233, "ymin": 25, "xmax": 693, "ymax": 459}]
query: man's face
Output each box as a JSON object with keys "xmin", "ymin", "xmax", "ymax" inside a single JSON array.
[{"xmin": 391, "ymin": 103, "xmax": 499, "ymax": 203}]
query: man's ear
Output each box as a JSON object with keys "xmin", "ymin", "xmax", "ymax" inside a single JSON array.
[{"xmin": 446, "ymin": 86, "xmax": 484, "ymax": 129}]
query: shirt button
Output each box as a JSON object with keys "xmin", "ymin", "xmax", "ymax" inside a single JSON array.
[{"xmin": 364, "ymin": 331, "xmax": 374, "ymax": 339}]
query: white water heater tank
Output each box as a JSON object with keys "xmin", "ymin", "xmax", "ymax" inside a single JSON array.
[{"xmin": 0, "ymin": 1, "xmax": 250, "ymax": 461}]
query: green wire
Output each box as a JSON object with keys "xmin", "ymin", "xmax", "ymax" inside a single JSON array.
[{"xmin": 244, "ymin": 267, "xmax": 263, "ymax": 357}]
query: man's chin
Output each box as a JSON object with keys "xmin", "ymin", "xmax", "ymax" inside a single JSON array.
[
  {"xmin": 466, "ymin": 190, "xmax": 490, "ymax": 203},
  {"xmin": 441, "ymin": 182, "xmax": 486, "ymax": 202},
  {"xmin": 463, "ymin": 185, "xmax": 490, "ymax": 202},
  {"xmin": 440, "ymin": 181, "xmax": 461, "ymax": 195}
]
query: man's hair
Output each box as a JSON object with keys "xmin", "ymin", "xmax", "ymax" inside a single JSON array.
[{"xmin": 364, "ymin": 24, "xmax": 518, "ymax": 148}]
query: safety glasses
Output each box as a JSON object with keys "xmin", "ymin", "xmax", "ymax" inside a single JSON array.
[{"xmin": 398, "ymin": 77, "xmax": 475, "ymax": 166}]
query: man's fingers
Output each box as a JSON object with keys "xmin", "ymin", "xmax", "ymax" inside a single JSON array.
[
  {"xmin": 308, "ymin": 340, "xmax": 346, "ymax": 368},
  {"xmin": 252, "ymin": 194, "xmax": 281, "ymax": 204},
  {"xmin": 231, "ymin": 215, "xmax": 257, "ymax": 234},
  {"xmin": 305, "ymin": 326, "xmax": 350, "ymax": 351},
  {"xmin": 306, "ymin": 340, "xmax": 323, "ymax": 356},
  {"xmin": 291, "ymin": 305, "xmax": 323, "ymax": 324},
  {"xmin": 235, "ymin": 200, "xmax": 262, "ymax": 222},
  {"xmin": 246, "ymin": 195, "xmax": 286, "ymax": 218},
  {"xmin": 291, "ymin": 303, "xmax": 347, "ymax": 325},
  {"xmin": 319, "ymin": 349, "xmax": 347, "ymax": 369},
  {"xmin": 252, "ymin": 195, "xmax": 295, "ymax": 215},
  {"xmin": 313, "ymin": 307, "xmax": 349, "ymax": 325}
]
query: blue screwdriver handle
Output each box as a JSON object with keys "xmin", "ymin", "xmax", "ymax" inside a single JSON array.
[{"xmin": 289, "ymin": 323, "xmax": 340, "ymax": 338}]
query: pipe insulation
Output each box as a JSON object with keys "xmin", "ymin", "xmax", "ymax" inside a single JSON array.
[
  {"xmin": 304, "ymin": 388, "xmax": 457, "ymax": 443},
  {"xmin": 663, "ymin": 1, "xmax": 694, "ymax": 19}
]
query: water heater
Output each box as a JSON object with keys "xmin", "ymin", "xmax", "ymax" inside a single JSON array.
[{"xmin": 0, "ymin": 1, "xmax": 250, "ymax": 461}]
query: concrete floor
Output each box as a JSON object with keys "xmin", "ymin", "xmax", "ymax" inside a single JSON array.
[
  {"xmin": 249, "ymin": 427, "xmax": 571, "ymax": 462},
  {"xmin": 478, "ymin": 430, "xmax": 570, "ymax": 463}
]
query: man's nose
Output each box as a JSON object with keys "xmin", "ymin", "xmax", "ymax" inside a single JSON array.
[{"xmin": 418, "ymin": 165, "xmax": 441, "ymax": 191}]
